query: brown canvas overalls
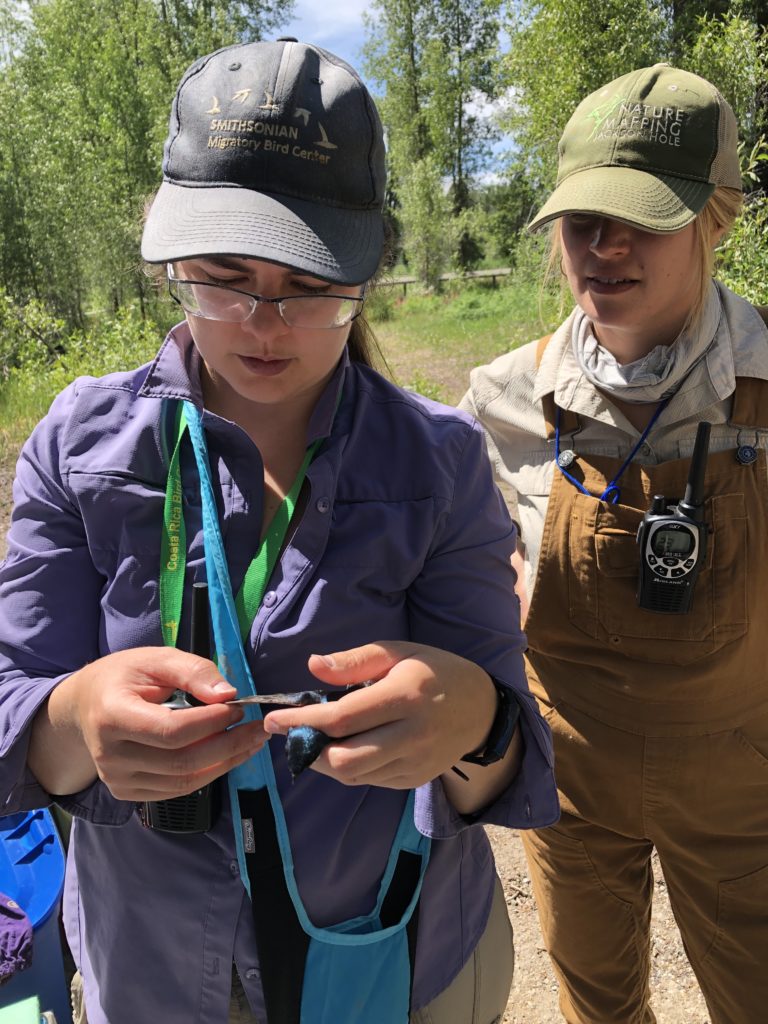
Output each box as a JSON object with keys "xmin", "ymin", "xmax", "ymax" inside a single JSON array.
[{"xmin": 521, "ymin": 371, "xmax": 768, "ymax": 1024}]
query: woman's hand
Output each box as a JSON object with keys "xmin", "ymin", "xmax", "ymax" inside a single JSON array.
[
  {"xmin": 263, "ymin": 642, "xmax": 522, "ymax": 811},
  {"xmin": 28, "ymin": 647, "xmax": 267, "ymax": 800}
]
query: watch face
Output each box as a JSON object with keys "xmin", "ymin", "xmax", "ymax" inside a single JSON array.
[{"xmin": 651, "ymin": 526, "xmax": 694, "ymax": 557}]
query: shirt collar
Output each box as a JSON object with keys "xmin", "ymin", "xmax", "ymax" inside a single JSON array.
[
  {"xmin": 535, "ymin": 286, "xmax": 768, "ymax": 425},
  {"xmin": 307, "ymin": 347, "xmax": 349, "ymax": 444},
  {"xmin": 532, "ymin": 310, "xmax": 609, "ymax": 421},
  {"xmin": 139, "ymin": 321, "xmax": 203, "ymax": 405},
  {"xmin": 713, "ymin": 281, "xmax": 768, "ymax": 385}
]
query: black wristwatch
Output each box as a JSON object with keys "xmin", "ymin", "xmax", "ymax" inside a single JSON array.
[{"xmin": 460, "ymin": 680, "xmax": 521, "ymax": 767}]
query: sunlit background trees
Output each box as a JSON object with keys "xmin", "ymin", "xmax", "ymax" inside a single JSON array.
[{"xmin": 0, "ymin": 0, "xmax": 766, "ymax": 384}]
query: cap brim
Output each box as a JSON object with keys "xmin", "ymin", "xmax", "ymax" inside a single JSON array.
[
  {"xmin": 141, "ymin": 182, "xmax": 383, "ymax": 285},
  {"xmin": 527, "ymin": 167, "xmax": 715, "ymax": 234}
]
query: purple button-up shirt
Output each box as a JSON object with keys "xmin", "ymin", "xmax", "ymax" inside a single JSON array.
[{"xmin": 0, "ymin": 325, "xmax": 557, "ymax": 1022}]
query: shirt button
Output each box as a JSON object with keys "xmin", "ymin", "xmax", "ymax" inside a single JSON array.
[
  {"xmin": 263, "ymin": 591, "xmax": 277, "ymax": 607},
  {"xmin": 229, "ymin": 860, "xmax": 239, "ymax": 877},
  {"xmin": 640, "ymin": 443, "xmax": 651, "ymax": 456},
  {"xmin": 316, "ymin": 497, "xmax": 331, "ymax": 513},
  {"xmin": 245, "ymin": 968, "xmax": 260, "ymax": 980}
]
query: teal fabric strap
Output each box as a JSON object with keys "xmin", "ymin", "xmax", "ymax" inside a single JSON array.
[
  {"xmin": 162, "ymin": 398, "xmax": 431, "ymax": 1024},
  {"xmin": 179, "ymin": 399, "xmax": 430, "ymax": 936}
]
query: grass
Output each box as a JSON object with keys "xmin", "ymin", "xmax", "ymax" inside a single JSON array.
[{"xmin": 370, "ymin": 276, "xmax": 560, "ymax": 405}]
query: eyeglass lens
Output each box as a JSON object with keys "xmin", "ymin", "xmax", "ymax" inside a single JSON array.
[{"xmin": 170, "ymin": 280, "xmax": 360, "ymax": 328}]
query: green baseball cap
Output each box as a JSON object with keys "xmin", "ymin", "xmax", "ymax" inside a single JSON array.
[{"xmin": 528, "ymin": 63, "xmax": 742, "ymax": 234}]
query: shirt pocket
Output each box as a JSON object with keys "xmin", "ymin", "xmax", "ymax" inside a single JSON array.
[
  {"xmin": 568, "ymin": 491, "xmax": 747, "ymax": 664},
  {"xmin": 69, "ymin": 470, "xmax": 188, "ymax": 649}
]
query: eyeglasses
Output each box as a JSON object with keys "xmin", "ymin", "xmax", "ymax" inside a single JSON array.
[{"xmin": 167, "ymin": 268, "xmax": 366, "ymax": 329}]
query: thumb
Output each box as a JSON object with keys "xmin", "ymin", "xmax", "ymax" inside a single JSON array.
[
  {"xmin": 146, "ymin": 648, "xmax": 237, "ymax": 705},
  {"xmin": 307, "ymin": 641, "xmax": 417, "ymax": 687}
]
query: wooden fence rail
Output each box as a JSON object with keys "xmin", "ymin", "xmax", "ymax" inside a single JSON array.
[{"xmin": 380, "ymin": 267, "xmax": 512, "ymax": 297}]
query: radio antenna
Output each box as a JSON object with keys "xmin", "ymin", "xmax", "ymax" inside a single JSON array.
[{"xmin": 678, "ymin": 421, "xmax": 711, "ymax": 522}]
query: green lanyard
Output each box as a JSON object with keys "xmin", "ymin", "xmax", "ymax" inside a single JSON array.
[{"xmin": 159, "ymin": 403, "xmax": 320, "ymax": 647}]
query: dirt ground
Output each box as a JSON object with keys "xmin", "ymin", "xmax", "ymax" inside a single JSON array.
[{"xmin": 0, "ymin": 444, "xmax": 711, "ymax": 1024}]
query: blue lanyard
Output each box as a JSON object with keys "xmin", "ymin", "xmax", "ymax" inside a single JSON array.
[{"xmin": 554, "ymin": 399, "xmax": 669, "ymax": 504}]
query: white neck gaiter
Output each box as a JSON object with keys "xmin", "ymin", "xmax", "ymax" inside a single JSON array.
[{"xmin": 572, "ymin": 283, "xmax": 722, "ymax": 404}]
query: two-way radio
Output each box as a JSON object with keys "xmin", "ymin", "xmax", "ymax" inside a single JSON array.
[
  {"xmin": 138, "ymin": 581, "xmax": 221, "ymax": 833},
  {"xmin": 636, "ymin": 421, "xmax": 711, "ymax": 615}
]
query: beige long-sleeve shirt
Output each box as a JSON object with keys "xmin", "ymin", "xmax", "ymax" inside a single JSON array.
[{"xmin": 459, "ymin": 283, "xmax": 768, "ymax": 603}]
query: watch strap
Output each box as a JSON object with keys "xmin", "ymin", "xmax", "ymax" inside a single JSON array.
[{"xmin": 460, "ymin": 680, "xmax": 520, "ymax": 767}]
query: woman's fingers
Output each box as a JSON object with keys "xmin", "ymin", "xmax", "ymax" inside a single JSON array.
[
  {"xmin": 265, "ymin": 642, "xmax": 498, "ymax": 788},
  {"xmin": 96, "ymin": 719, "xmax": 265, "ymax": 779},
  {"xmin": 99, "ymin": 724, "xmax": 268, "ymax": 802},
  {"xmin": 60, "ymin": 646, "xmax": 267, "ymax": 798},
  {"xmin": 305, "ymin": 641, "xmax": 419, "ymax": 686}
]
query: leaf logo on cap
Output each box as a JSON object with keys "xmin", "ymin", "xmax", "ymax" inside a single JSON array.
[{"xmin": 585, "ymin": 93, "xmax": 629, "ymax": 141}]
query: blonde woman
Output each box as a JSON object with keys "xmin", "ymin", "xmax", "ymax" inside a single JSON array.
[{"xmin": 462, "ymin": 64, "xmax": 768, "ymax": 1024}]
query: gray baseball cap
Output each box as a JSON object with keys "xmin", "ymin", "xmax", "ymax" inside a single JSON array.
[{"xmin": 142, "ymin": 39, "xmax": 386, "ymax": 284}]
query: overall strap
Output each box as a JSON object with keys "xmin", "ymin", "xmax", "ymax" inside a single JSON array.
[
  {"xmin": 535, "ymin": 334, "xmax": 579, "ymax": 440},
  {"xmin": 730, "ymin": 378, "xmax": 768, "ymax": 429}
]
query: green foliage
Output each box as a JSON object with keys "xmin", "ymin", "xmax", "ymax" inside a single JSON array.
[
  {"xmin": 684, "ymin": 2, "xmax": 768, "ymax": 143},
  {"xmin": 0, "ymin": 288, "xmax": 67, "ymax": 380},
  {"xmin": 365, "ymin": 0, "xmax": 503, "ymax": 279},
  {"xmin": 365, "ymin": 287, "xmax": 397, "ymax": 323},
  {"xmin": 371, "ymin": 273, "xmax": 558, "ymax": 403},
  {"xmin": 397, "ymin": 154, "xmax": 454, "ymax": 289},
  {"xmin": 501, "ymin": 0, "xmax": 672, "ymax": 190},
  {"xmin": 0, "ymin": 303, "xmax": 164, "ymax": 445},
  {"xmin": 475, "ymin": 173, "xmax": 539, "ymax": 264},
  {"xmin": 403, "ymin": 373, "xmax": 445, "ymax": 402},
  {"xmin": 0, "ymin": 0, "xmax": 292, "ymax": 328},
  {"xmin": 718, "ymin": 192, "xmax": 768, "ymax": 304}
]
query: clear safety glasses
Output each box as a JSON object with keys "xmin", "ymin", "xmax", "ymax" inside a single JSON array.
[{"xmin": 167, "ymin": 266, "xmax": 366, "ymax": 329}]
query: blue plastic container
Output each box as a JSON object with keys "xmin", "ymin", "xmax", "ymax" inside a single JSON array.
[{"xmin": 0, "ymin": 809, "xmax": 71, "ymax": 1024}]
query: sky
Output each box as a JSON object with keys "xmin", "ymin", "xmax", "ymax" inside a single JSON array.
[{"xmin": 278, "ymin": 0, "xmax": 372, "ymax": 80}]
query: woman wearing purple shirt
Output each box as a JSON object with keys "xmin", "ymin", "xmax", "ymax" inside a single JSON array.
[{"xmin": 0, "ymin": 39, "xmax": 557, "ymax": 1024}]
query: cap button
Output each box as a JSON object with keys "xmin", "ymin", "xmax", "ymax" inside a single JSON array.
[{"xmin": 276, "ymin": 36, "xmax": 298, "ymax": 42}]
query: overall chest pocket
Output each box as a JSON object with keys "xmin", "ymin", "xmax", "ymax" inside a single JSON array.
[{"xmin": 567, "ymin": 491, "xmax": 747, "ymax": 664}]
